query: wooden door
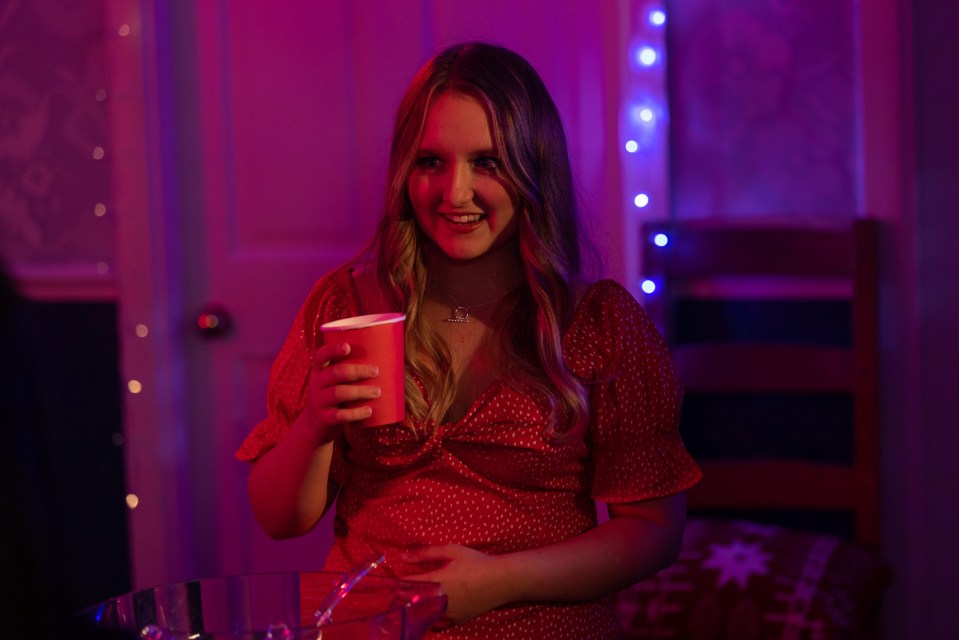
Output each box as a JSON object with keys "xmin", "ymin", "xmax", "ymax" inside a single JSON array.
[{"xmin": 179, "ymin": 2, "xmax": 430, "ymax": 580}]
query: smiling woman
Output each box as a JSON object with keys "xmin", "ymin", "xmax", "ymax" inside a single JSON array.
[
  {"xmin": 236, "ymin": 41, "xmax": 700, "ymax": 639},
  {"xmin": 407, "ymin": 92, "xmax": 520, "ymax": 263}
]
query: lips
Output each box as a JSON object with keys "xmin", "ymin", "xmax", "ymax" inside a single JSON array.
[{"xmin": 440, "ymin": 212, "xmax": 486, "ymax": 225}]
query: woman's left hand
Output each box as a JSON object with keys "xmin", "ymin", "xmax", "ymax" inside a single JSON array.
[{"xmin": 399, "ymin": 544, "xmax": 507, "ymax": 625}]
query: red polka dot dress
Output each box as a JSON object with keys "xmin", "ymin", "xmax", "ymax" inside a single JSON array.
[{"xmin": 237, "ymin": 267, "xmax": 701, "ymax": 639}]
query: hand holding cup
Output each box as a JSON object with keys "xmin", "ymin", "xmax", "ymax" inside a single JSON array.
[{"xmin": 317, "ymin": 313, "xmax": 406, "ymax": 429}]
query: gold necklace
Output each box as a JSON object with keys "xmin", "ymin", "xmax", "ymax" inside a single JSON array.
[{"xmin": 442, "ymin": 283, "xmax": 523, "ymax": 324}]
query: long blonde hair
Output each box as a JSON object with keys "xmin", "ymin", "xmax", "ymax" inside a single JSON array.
[{"xmin": 366, "ymin": 42, "xmax": 591, "ymax": 438}]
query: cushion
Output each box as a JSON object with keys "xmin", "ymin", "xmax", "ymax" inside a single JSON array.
[{"xmin": 614, "ymin": 517, "xmax": 891, "ymax": 639}]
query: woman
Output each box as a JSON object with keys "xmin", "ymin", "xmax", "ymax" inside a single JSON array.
[{"xmin": 237, "ymin": 42, "xmax": 701, "ymax": 638}]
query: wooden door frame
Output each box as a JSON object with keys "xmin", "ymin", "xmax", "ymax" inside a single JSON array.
[{"xmin": 106, "ymin": 0, "xmax": 199, "ymax": 589}]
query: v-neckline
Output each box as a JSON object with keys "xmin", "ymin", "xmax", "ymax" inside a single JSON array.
[{"xmin": 344, "ymin": 266, "xmax": 606, "ymax": 429}]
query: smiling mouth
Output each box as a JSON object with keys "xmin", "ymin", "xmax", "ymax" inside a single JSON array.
[{"xmin": 441, "ymin": 213, "xmax": 485, "ymax": 224}]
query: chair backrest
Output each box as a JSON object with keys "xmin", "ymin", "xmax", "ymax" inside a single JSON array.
[{"xmin": 641, "ymin": 218, "xmax": 881, "ymax": 550}]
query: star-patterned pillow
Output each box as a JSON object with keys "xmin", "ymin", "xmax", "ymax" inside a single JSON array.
[{"xmin": 614, "ymin": 517, "xmax": 891, "ymax": 640}]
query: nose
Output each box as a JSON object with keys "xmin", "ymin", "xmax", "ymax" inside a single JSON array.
[{"xmin": 444, "ymin": 163, "xmax": 473, "ymax": 207}]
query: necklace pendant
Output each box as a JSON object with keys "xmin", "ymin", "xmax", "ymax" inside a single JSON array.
[{"xmin": 444, "ymin": 306, "xmax": 470, "ymax": 323}]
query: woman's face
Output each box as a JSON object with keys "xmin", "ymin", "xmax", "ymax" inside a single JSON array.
[{"xmin": 407, "ymin": 92, "xmax": 520, "ymax": 262}]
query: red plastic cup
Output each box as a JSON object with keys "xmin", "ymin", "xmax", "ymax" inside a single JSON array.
[{"xmin": 320, "ymin": 313, "xmax": 406, "ymax": 428}]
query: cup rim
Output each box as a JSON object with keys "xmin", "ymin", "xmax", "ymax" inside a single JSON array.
[{"xmin": 320, "ymin": 312, "xmax": 406, "ymax": 331}]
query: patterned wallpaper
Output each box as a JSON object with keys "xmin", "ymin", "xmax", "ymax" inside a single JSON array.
[
  {"xmin": 0, "ymin": 0, "xmax": 112, "ymax": 276},
  {"xmin": 668, "ymin": 0, "xmax": 859, "ymax": 220}
]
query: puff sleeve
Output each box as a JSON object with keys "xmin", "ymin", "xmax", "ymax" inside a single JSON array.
[
  {"xmin": 235, "ymin": 267, "xmax": 359, "ymax": 463},
  {"xmin": 563, "ymin": 280, "xmax": 701, "ymax": 503}
]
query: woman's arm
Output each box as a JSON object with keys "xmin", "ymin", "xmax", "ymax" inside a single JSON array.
[
  {"xmin": 401, "ymin": 492, "xmax": 686, "ymax": 624},
  {"xmin": 247, "ymin": 341, "xmax": 381, "ymax": 539}
]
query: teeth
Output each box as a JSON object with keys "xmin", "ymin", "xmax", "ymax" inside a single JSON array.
[{"xmin": 446, "ymin": 214, "xmax": 482, "ymax": 224}]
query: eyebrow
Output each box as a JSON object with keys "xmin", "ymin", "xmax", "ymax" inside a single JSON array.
[{"xmin": 414, "ymin": 145, "xmax": 499, "ymax": 155}]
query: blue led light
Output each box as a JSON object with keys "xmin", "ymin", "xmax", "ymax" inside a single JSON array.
[
  {"xmin": 653, "ymin": 232, "xmax": 668, "ymax": 247},
  {"xmin": 636, "ymin": 46, "xmax": 658, "ymax": 67},
  {"xmin": 629, "ymin": 104, "xmax": 657, "ymax": 126},
  {"xmin": 641, "ymin": 279, "xmax": 657, "ymax": 294}
]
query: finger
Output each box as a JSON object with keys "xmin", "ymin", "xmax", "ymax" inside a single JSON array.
[
  {"xmin": 400, "ymin": 545, "xmax": 453, "ymax": 565},
  {"xmin": 318, "ymin": 361, "xmax": 380, "ymax": 385},
  {"xmin": 312, "ymin": 342, "xmax": 351, "ymax": 371},
  {"xmin": 316, "ymin": 382, "xmax": 381, "ymax": 405},
  {"xmin": 431, "ymin": 618, "xmax": 454, "ymax": 631},
  {"xmin": 312, "ymin": 404, "xmax": 373, "ymax": 425},
  {"xmin": 399, "ymin": 568, "xmax": 436, "ymax": 582}
]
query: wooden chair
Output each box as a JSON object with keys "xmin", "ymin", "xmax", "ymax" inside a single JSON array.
[{"xmin": 640, "ymin": 218, "xmax": 881, "ymax": 551}]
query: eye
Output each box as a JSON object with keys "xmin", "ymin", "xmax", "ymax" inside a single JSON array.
[
  {"xmin": 414, "ymin": 156, "xmax": 441, "ymax": 169},
  {"xmin": 474, "ymin": 156, "xmax": 501, "ymax": 171}
]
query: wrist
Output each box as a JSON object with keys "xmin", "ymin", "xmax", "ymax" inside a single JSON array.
[
  {"xmin": 486, "ymin": 552, "xmax": 524, "ymax": 609},
  {"xmin": 291, "ymin": 403, "xmax": 338, "ymax": 448}
]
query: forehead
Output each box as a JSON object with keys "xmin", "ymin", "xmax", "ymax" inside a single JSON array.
[{"xmin": 418, "ymin": 91, "xmax": 496, "ymax": 150}]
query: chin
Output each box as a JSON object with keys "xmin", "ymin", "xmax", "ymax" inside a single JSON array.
[
  {"xmin": 431, "ymin": 240, "xmax": 490, "ymax": 262},
  {"xmin": 440, "ymin": 249, "xmax": 486, "ymax": 262}
]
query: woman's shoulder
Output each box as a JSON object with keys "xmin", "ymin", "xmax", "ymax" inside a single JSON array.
[
  {"xmin": 568, "ymin": 278, "xmax": 656, "ymax": 342},
  {"xmin": 296, "ymin": 264, "xmax": 363, "ymax": 327},
  {"xmin": 346, "ymin": 261, "xmax": 393, "ymax": 314},
  {"xmin": 303, "ymin": 258, "xmax": 394, "ymax": 315},
  {"xmin": 565, "ymin": 278, "xmax": 666, "ymax": 378},
  {"xmin": 307, "ymin": 264, "xmax": 356, "ymax": 301},
  {"xmin": 575, "ymin": 278, "xmax": 641, "ymax": 316}
]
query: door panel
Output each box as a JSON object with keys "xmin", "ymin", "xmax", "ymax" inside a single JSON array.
[{"xmin": 192, "ymin": 1, "xmax": 395, "ymax": 578}]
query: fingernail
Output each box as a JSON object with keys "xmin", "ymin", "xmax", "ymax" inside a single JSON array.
[
  {"xmin": 371, "ymin": 387, "xmax": 381, "ymax": 398},
  {"xmin": 363, "ymin": 407, "xmax": 373, "ymax": 418},
  {"xmin": 370, "ymin": 366, "xmax": 380, "ymax": 377}
]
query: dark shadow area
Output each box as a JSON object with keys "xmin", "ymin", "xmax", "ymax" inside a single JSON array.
[
  {"xmin": 675, "ymin": 298, "xmax": 851, "ymax": 346},
  {"xmin": 1, "ymin": 267, "xmax": 131, "ymax": 637}
]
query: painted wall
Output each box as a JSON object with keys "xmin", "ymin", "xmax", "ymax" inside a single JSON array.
[
  {"xmin": 668, "ymin": 0, "xmax": 858, "ymax": 221},
  {"xmin": 0, "ymin": 0, "xmax": 114, "ymax": 298}
]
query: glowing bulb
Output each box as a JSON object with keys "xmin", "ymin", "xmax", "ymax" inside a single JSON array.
[
  {"xmin": 127, "ymin": 380, "xmax": 143, "ymax": 394},
  {"xmin": 118, "ymin": 23, "xmax": 131, "ymax": 37},
  {"xmin": 633, "ymin": 193, "xmax": 650, "ymax": 208},
  {"xmin": 135, "ymin": 324, "xmax": 149, "ymax": 338},
  {"xmin": 637, "ymin": 47, "xmax": 658, "ymax": 67},
  {"xmin": 649, "ymin": 10, "xmax": 666, "ymax": 27},
  {"xmin": 641, "ymin": 279, "xmax": 657, "ymax": 294},
  {"xmin": 654, "ymin": 233, "xmax": 669, "ymax": 247},
  {"xmin": 92, "ymin": 146, "xmax": 105, "ymax": 160},
  {"xmin": 125, "ymin": 493, "xmax": 139, "ymax": 509},
  {"xmin": 630, "ymin": 105, "xmax": 658, "ymax": 126},
  {"xmin": 625, "ymin": 140, "xmax": 639, "ymax": 153},
  {"xmin": 94, "ymin": 203, "xmax": 106, "ymax": 217}
]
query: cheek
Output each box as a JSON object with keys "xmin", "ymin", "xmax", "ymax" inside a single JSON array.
[
  {"xmin": 488, "ymin": 187, "xmax": 520, "ymax": 228},
  {"xmin": 407, "ymin": 183, "xmax": 434, "ymax": 232},
  {"xmin": 406, "ymin": 177, "xmax": 420, "ymax": 207},
  {"xmin": 407, "ymin": 176, "xmax": 433, "ymax": 209}
]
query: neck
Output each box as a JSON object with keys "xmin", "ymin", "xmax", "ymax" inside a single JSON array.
[{"xmin": 424, "ymin": 240, "xmax": 524, "ymax": 303}]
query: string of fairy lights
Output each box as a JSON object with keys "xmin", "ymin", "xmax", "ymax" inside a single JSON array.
[{"xmin": 623, "ymin": 5, "xmax": 669, "ymax": 298}]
